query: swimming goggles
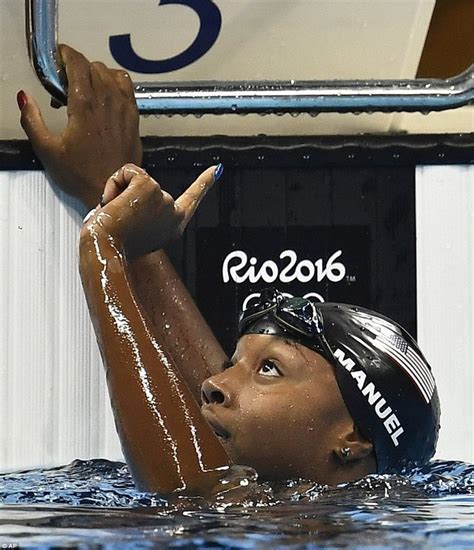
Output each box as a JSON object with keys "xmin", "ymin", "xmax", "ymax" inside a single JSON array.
[{"xmin": 238, "ymin": 288, "xmax": 334, "ymax": 363}]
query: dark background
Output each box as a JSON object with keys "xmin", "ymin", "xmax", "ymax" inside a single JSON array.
[{"xmin": 161, "ymin": 164, "xmax": 415, "ymax": 354}]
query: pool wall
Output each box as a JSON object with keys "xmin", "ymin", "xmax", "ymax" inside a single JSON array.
[
  {"xmin": 3, "ymin": 0, "xmax": 473, "ymax": 140},
  {"xmin": 416, "ymin": 164, "xmax": 473, "ymax": 463}
]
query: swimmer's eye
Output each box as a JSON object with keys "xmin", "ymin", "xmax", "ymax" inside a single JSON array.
[{"xmin": 258, "ymin": 361, "xmax": 281, "ymax": 377}]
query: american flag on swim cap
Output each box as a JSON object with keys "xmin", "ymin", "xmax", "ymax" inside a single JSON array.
[{"xmin": 363, "ymin": 317, "xmax": 435, "ymax": 404}]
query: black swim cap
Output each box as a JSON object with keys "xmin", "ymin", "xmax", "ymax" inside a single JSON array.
[{"xmin": 238, "ymin": 289, "xmax": 440, "ymax": 473}]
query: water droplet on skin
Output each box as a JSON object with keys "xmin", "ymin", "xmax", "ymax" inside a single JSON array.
[{"xmin": 164, "ymin": 324, "xmax": 170, "ymax": 329}]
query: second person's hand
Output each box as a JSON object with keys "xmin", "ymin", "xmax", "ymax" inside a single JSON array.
[{"xmin": 18, "ymin": 44, "xmax": 142, "ymax": 209}]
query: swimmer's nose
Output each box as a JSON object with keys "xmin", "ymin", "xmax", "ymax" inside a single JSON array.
[{"xmin": 201, "ymin": 377, "xmax": 230, "ymax": 407}]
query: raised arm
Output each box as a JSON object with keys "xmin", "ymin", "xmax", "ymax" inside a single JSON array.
[
  {"xmin": 79, "ymin": 164, "xmax": 232, "ymax": 493},
  {"xmin": 19, "ymin": 44, "xmax": 227, "ymax": 399},
  {"xmin": 127, "ymin": 252, "xmax": 227, "ymax": 396}
]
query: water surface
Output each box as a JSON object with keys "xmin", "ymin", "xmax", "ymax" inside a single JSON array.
[{"xmin": 0, "ymin": 459, "xmax": 473, "ymax": 548}]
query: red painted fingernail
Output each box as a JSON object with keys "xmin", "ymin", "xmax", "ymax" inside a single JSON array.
[{"xmin": 17, "ymin": 90, "xmax": 27, "ymax": 110}]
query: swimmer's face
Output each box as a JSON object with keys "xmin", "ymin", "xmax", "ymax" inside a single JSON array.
[{"xmin": 201, "ymin": 334, "xmax": 356, "ymax": 482}]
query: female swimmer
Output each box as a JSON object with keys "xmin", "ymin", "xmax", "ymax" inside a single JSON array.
[{"xmin": 18, "ymin": 46, "xmax": 439, "ymax": 495}]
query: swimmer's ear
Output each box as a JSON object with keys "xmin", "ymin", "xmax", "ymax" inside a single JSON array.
[{"xmin": 335, "ymin": 424, "xmax": 374, "ymax": 464}]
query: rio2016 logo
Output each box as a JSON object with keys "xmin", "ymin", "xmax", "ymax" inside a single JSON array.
[
  {"xmin": 222, "ymin": 249, "xmax": 346, "ymax": 285},
  {"xmin": 109, "ymin": 0, "xmax": 222, "ymax": 73},
  {"xmin": 221, "ymin": 249, "xmax": 348, "ymax": 310}
]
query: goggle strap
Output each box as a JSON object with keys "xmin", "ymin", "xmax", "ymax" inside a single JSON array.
[{"xmin": 239, "ymin": 303, "xmax": 278, "ymax": 330}]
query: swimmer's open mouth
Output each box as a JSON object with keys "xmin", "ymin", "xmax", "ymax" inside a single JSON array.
[
  {"xmin": 212, "ymin": 425, "xmax": 229, "ymax": 441},
  {"xmin": 201, "ymin": 409, "xmax": 230, "ymax": 442}
]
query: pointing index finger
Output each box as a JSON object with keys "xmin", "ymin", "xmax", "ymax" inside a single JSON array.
[{"xmin": 176, "ymin": 164, "xmax": 223, "ymax": 225}]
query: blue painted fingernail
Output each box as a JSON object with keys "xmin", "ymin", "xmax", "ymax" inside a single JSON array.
[{"xmin": 213, "ymin": 163, "xmax": 224, "ymax": 182}]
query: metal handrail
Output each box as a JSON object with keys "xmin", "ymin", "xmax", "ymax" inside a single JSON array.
[{"xmin": 27, "ymin": 0, "xmax": 474, "ymax": 114}]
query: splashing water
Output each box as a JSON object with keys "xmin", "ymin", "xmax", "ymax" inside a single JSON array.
[{"xmin": 0, "ymin": 459, "xmax": 473, "ymax": 547}]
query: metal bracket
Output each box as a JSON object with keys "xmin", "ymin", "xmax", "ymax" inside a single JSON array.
[{"xmin": 27, "ymin": 0, "xmax": 474, "ymax": 115}]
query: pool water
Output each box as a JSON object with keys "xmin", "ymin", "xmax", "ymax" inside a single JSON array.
[{"xmin": 0, "ymin": 459, "xmax": 473, "ymax": 548}]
